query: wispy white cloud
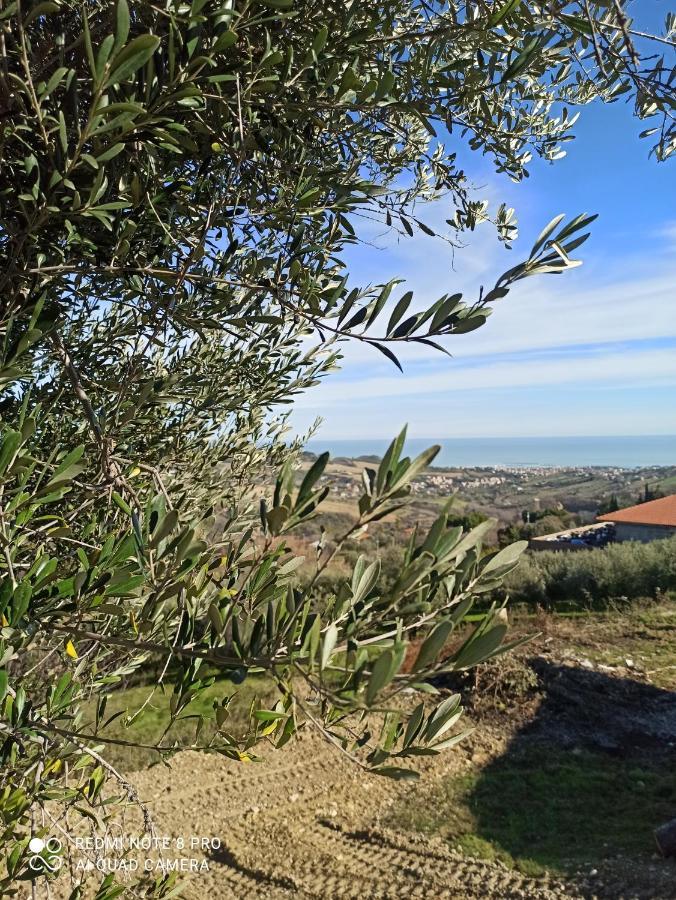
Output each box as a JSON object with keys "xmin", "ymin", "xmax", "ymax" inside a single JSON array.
[
  {"xmin": 658, "ymin": 220, "xmax": 676, "ymax": 247},
  {"xmin": 291, "ymin": 189, "xmax": 676, "ymax": 439},
  {"xmin": 331, "ymin": 215, "xmax": 676, "ymax": 366},
  {"xmin": 295, "ymin": 387, "xmax": 676, "ymax": 440},
  {"xmin": 296, "ymin": 344, "xmax": 676, "ymax": 407}
]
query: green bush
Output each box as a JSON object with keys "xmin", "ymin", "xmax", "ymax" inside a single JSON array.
[{"xmin": 503, "ymin": 537, "xmax": 676, "ymax": 607}]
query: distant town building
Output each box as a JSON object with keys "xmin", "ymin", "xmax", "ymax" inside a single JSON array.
[{"xmin": 597, "ymin": 494, "xmax": 676, "ymax": 543}]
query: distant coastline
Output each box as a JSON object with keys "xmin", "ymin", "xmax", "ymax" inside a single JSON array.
[{"xmin": 303, "ymin": 435, "xmax": 676, "ymax": 469}]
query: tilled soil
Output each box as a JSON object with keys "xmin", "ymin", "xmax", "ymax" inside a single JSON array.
[
  {"xmin": 124, "ymin": 732, "xmax": 579, "ymax": 900},
  {"xmin": 27, "ymin": 615, "xmax": 676, "ymax": 900},
  {"xmin": 39, "ymin": 726, "xmax": 579, "ymax": 900}
]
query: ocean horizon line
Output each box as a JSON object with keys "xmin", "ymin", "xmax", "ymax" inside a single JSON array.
[
  {"xmin": 303, "ymin": 434, "xmax": 676, "ymax": 469},
  {"xmin": 304, "ymin": 433, "xmax": 676, "ymax": 441}
]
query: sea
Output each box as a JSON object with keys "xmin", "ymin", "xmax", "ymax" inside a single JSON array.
[{"xmin": 303, "ymin": 435, "xmax": 676, "ymax": 469}]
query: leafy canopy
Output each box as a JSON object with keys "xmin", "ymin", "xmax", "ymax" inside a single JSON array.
[{"xmin": 0, "ymin": 0, "xmax": 672, "ymax": 895}]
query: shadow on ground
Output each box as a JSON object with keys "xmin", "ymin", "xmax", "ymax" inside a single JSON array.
[
  {"xmin": 467, "ymin": 661, "xmax": 676, "ymax": 872},
  {"xmin": 392, "ymin": 659, "xmax": 676, "ymax": 896}
]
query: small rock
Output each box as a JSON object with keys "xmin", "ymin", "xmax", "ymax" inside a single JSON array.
[
  {"xmin": 289, "ymin": 792, "xmax": 299, "ymax": 802},
  {"xmin": 589, "ymin": 868, "xmax": 598, "ymax": 877}
]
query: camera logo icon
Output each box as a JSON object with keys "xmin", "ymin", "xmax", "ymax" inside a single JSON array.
[{"xmin": 28, "ymin": 836, "xmax": 63, "ymax": 874}]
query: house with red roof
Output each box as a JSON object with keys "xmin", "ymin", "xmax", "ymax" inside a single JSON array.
[{"xmin": 597, "ymin": 494, "xmax": 676, "ymax": 543}]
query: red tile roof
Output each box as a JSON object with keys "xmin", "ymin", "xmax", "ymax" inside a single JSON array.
[{"xmin": 597, "ymin": 494, "xmax": 676, "ymax": 527}]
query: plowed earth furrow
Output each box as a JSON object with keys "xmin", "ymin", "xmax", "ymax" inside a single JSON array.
[
  {"xmin": 36, "ymin": 734, "xmax": 581, "ymax": 899},
  {"xmin": 128, "ymin": 737, "xmax": 577, "ymax": 900}
]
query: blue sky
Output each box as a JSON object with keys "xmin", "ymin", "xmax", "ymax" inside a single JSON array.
[{"xmin": 292, "ymin": 90, "xmax": 676, "ymax": 441}]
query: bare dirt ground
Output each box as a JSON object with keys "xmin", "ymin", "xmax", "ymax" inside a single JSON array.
[
  {"xmin": 33, "ymin": 602, "xmax": 676, "ymax": 900},
  {"xmin": 127, "ymin": 604, "xmax": 676, "ymax": 900},
  {"xmin": 41, "ymin": 723, "xmax": 676, "ymax": 900},
  {"xmin": 125, "ymin": 731, "xmax": 578, "ymax": 900},
  {"xmin": 41, "ymin": 724, "xmax": 579, "ymax": 900}
]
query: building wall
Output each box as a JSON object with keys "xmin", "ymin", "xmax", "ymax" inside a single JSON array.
[{"xmin": 614, "ymin": 522, "xmax": 676, "ymax": 543}]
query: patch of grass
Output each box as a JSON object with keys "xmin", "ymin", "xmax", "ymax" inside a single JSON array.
[
  {"xmin": 564, "ymin": 637, "xmax": 676, "ymax": 689},
  {"xmin": 386, "ymin": 767, "xmax": 548, "ymax": 876},
  {"xmin": 388, "ymin": 746, "xmax": 676, "ymax": 875},
  {"xmin": 550, "ymin": 603, "xmax": 676, "ymax": 689},
  {"xmin": 83, "ymin": 674, "xmax": 278, "ymax": 771},
  {"xmin": 501, "ymin": 599, "xmax": 676, "ymax": 689}
]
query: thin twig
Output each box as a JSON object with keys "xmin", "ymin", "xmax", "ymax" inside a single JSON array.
[{"xmin": 583, "ymin": 0, "xmax": 607, "ymax": 76}]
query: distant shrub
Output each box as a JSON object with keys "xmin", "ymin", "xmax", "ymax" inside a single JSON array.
[{"xmin": 503, "ymin": 537, "xmax": 676, "ymax": 607}]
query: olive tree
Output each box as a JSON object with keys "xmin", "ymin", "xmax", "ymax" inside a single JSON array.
[{"xmin": 0, "ymin": 0, "xmax": 672, "ymax": 894}]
